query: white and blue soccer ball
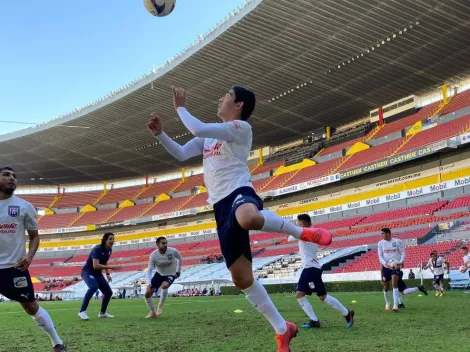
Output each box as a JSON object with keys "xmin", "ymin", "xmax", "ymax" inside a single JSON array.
[
  {"xmin": 144, "ymin": 0, "xmax": 176, "ymax": 17},
  {"xmin": 388, "ymin": 259, "xmax": 399, "ymax": 269}
]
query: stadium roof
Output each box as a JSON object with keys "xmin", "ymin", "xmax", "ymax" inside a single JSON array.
[{"xmin": 3, "ymin": 0, "xmax": 470, "ymax": 186}]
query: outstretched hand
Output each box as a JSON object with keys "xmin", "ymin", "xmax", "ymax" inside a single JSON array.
[
  {"xmin": 147, "ymin": 113, "xmax": 163, "ymax": 136},
  {"xmin": 172, "ymin": 86, "xmax": 187, "ymax": 110}
]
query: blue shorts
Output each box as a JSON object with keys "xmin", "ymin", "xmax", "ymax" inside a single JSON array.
[
  {"xmin": 213, "ymin": 187, "xmax": 263, "ymax": 269},
  {"xmin": 151, "ymin": 272, "xmax": 176, "ymax": 290},
  {"xmin": 433, "ymin": 274, "xmax": 444, "ymax": 286},
  {"xmin": 381, "ymin": 265, "xmax": 400, "ymax": 282},
  {"xmin": 296, "ymin": 267, "xmax": 326, "ymax": 297},
  {"xmin": 0, "ymin": 268, "xmax": 35, "ymax": 303}
]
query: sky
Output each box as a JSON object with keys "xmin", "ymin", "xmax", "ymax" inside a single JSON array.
[{"xmin": 0, "ymin": 0, "xmax": 245, "ymax": 134}]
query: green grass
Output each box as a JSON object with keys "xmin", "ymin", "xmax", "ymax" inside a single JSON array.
[{"xmin": 1, "ymin": 292, "xmax": 469, "ymax": 352}]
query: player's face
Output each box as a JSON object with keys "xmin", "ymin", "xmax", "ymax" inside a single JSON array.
[
  {"xmin": 381, "ymin": 231, "xmax": 391, "ymax": 240},
  {"xmin": 0, "ymin": 169, "xmax": 17, "ymax": 195},
  {"xmin": 106, "ymin": 235, "xmax": 115, "ymax": 247},
  {"xmin": 461, "ymin": 248, "xmax": 468, "ymax": 256},
  {"xmin": 158, "ymin": 240, "xmax": 168, "ymax": 252},
  {"xmin": 431, "ymin": 253, "xmax": 437, "ymax": 261},
  {"xmin": 217, "ymin": 90, "xmax": 241, "ymax": 122},
  {"xmin": 296, "ymin": 219, "xmax": 311, "ymax": 228}
]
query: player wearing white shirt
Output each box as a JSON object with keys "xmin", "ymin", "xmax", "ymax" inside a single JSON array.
[
  {"xmin": 423, "ymin": 251, "xmax": 449, "ymax": 296},
  {"xmin": 460, "ymin": 246, "xmax": 470, "ymax": 275},
  {"xmin": 0, "ymin": 167, "xmax": 65, "ymax": 352},
  {"xmin": 378, "ymin": 228, "xmax": 427, "ymax": 312},
  {"xmin": 291, "ymin": 214, "xmax": 354, "ymax": 329},
  {"xmin": 144, "ymin": 237, "xmax": 182, "ymax": 318},
  {"xmin": 147, "ymin": 86, "xmax": 333, "ymax": 351}
]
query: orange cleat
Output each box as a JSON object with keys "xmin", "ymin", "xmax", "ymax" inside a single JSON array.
[
  {"xmin": 275, "ymin": 321, "xmax": 298, "ymax": 352},
  {"xmin": 156, "ymin": 306, "xmax": 163, "ymax": 317},
  {"xmin": 300, "ymin": 228, "xmax": 332, "ymax": 246},
  {"xmin": 385, "ymin": 306, "xmax": 391, "ymax": 311}
]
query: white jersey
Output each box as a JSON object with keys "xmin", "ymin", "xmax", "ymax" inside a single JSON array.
[
  {"xmin": 0, "ymin": 195, "xmax": 38, "ymax": 269},
  {"xmin": 378, "ymin": 238, "xmax": 405, "ymax": 266},
  {"xmin": 427, "ymin": 257, "xmax": 445, "ymax": 275},
  {"xmin": 202, "ymin": 120, "xmax": 253, "ymax": 204},
  {"xmin": 288, "ymin": 236, "xmax": 322, "ymax": 269},
  {"xmin": 463, "ymin": 254, "xmax": 470, "ymax": 269},
  {"xmin": 147, "ymin": 247, "xmax": 182, "ymax": 281}
]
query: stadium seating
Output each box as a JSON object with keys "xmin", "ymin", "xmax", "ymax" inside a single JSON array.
[
  {"xmin": 136, "ymin": 179, "xmax": 181, "ymax": 200},
  {"xmin": 97, "ymin": 185, "xmax": 143, "ymax": 205},
  {"xmin": 72, "ymin": 208, "xmax": 117, "ymax": 226},
  {"xmin": 172, "ymin": 174, "xmax": 204, "ymax": 193},
  {"xmin": 439, "ymin": 89, "xmax": 470, "ymax": 115},
  {"xmin": 54, "ymin": 190, "xmax": 103, "ymax": 209},
  {"xmin": 282, "ymin": 158, "xmax": 344, "ymax": 187},
  {"xmin": 180, "ymin": 193, "xmax": 209, "ymax": 210},
  {"xmin": 440, "ymin": 195, "xmax": 470, "ymax": 210},
  {"xmin": 317, "ymin": 136, "xmax": 364, "ymax": 157},
  {"xmin": 252, "ymin": 160, "xmax": 284, "ymax": 175},
  {"xmin": 38, "ymin": 213, "xmax": 77, "ymax": 229},
  {"xmin": 105, "ymin": 203, "xmax": 149, "ymax": 223},
  {"xmin": 21, "ymin": 194, "xmax": 56, "ymax": 208}
]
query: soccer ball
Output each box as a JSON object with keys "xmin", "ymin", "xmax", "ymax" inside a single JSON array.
[
  {"xmin": 144, "ymin": 0, "xmax": 176, "ymax": 17},
  {"xmin": 459, "ymin": 265, "xmax": 467, "ymax": 273},
  {"xmin": 388, "ymin": 259, "xmax": 399, "ymax": 269}
]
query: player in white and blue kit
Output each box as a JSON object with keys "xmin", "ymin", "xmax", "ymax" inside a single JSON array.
[
  {"xmin": 423, "ymin": 251, "xmax": 448, "ymax": 296},
  {"xmin": 292, "ymin": 214, "xmax": 354, "ymax": 329},
  {"xmin": 148, "ymin": 86, "xmax": 333, "ymax": 351},
  {"xmin": 460, "ymin": 246, "xmax": 470, "ymax": 275},
  {"xmin": 145, "ymin": 236, "xmax": 182, "ymax": 318},
  {"xmin": 0, "ymin": 167, "xmax": 65, "ymax": 351},
  {"xmin": 378, "ymin": 228, "xmax": 427, "ymax": 311}
]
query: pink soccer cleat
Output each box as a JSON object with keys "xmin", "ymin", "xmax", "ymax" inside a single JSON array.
[{"xmin": 300, "ymin": 227, "xmax": 332, "ymax": 246}]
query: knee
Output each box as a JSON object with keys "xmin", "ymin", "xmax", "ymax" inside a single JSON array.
[
  {"xmin": 232, "ymin": 275, "xmax": 254, "ymax": 291},
  {"xmin": 318, "ymin": 295, "xmax": 327, "ymax": 302},
  {"xmin": 236, "ymin": 209, "xmax": 263, "ymax": 230},
  {"xmin": 295, "ymin": 292, "xmax": 305, "ymax": 299},
  {"xmin": 22, "ymin": 302, "xmax": 39, "ymax": 316}
]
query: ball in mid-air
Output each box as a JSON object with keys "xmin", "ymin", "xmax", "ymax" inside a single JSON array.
[{"xmin": 144, "ymin": 0, "xmax": 176, "ymax": 17}]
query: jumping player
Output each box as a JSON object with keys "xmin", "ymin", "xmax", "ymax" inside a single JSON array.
[
  {"xmin": 145, "ymin": 236, "xmax": 182, "ymax": 318},
  {"xmin": 147, "ymin": 86, "xmax": 331, "ymax": 351},
  {"xmin": 78, "ymin": 233, "xmax": 120, "ymax": 320},
  {"xmin": 378, "ymin": 228, "xmax": 427, "ymax": 311},
  {"xmin": 423, "ymin": 251, "xmax": 448, "ymax": 296},
  {"xmin": 0, "ymin": 167, "xmax": 66, "ymax": 351},
  {"xmin": 291, "ymin": 214, "xmax": 354, "ymax": 329}
]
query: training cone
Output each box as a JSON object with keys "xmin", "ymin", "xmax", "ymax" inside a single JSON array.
[
  {"xmin": 234, "ymin": 309, "xmax": 243, "ymax": 313},
  {"xmin": 351, "ymin": 300, "xmax": 357, "ymax": 304},
  {"xmin": 418, "ymin": 294, "xmax": 423, "ymax": 297}
]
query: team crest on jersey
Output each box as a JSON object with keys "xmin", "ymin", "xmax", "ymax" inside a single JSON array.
[
  {"xmin": 167, "ymin": 254, "xmax": 173, "ymax": 260},
  {"xmin": 392, "ymin": 242, "xmax": 397, "ymax": 247},
  {"xmin": 8, "ymin": 206, "xmax": 20, "ymax": 217}
]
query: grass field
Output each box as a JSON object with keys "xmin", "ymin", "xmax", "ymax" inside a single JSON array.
[{"xmin": 1, "ymin": 291, "xmax": 469, "ymax": 352}]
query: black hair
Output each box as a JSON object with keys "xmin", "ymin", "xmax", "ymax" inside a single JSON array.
[
  {"xmin": 381, "ymin": 228, "xmax": 391, "ymax": 235},
  {"xmin": 232, "ymin": 85, "xmax": 256, "ymax": 121},
  {"xmin": 461, "ymin": 246, "xmax": 468, "ymax": 251},
  {"xmin": 430, "ymin": 251, "xmax": 437, "ymax": 256},
  {"xmin": 0, "ymin": 167, "xmax": 15, "ymax": 173},
  {"xmin": 297, "ymin": 214, "xmax": 312, "ymax": 226},
  {"xmin": 156, "ymin": 236, "xmax": 167, "ymax": 244},
  {"xmin": 101, "ymin": 232, "xmax": 115, "ymax": 246}
]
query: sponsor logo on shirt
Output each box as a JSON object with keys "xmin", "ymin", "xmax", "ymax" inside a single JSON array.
[
  {"xmin": 8, "ymin": 206, "xmax": 20, "ymax": 217},
  {"xmin": 0, "ymin": 223, "xmax": 17, "ymax": 234},
  {"xmin": 203, "ymin": 142, "xmax": 223, "ymax": 159}
]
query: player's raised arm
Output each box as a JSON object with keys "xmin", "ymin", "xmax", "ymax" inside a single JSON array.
[
  {"xmin": 147, "ymin": 114, "xmax": 204, "ymax": 161},
  {"xmin": 172, "ymin": 87, "xmax": 251, "ymax": 143}
]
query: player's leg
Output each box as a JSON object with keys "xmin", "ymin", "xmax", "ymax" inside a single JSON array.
[
  {"xmin": 235, "ymin": 201, "xmax": 331, "ymax": 245},
  {"xmin": 79, "ymin": 272, "xmax": 99, "ymax": 319},
  {"xmin": 156, "ymin": 278, "xmax": 173, "ymax": 316},
  {"xmin": 0, "ymin": 268, "xmax": 65, "ymax": 351},
  {"xmin": 96, "ymin": 275, "xmax": 113, "ymax": 317},
  {"xmin": 391, "ymin": 272, "xmax": 400, "ymax": 311},
  {"xmin": 144, "ymin": 280, "xmax": 158, "ymax": 318},
  {"xmin": 381, "ymin": 267, "xmax": 392, "ymax": 310},
  {"xmin": 295, "ymin": 288, "xmax": 320, "ymax": 329}
]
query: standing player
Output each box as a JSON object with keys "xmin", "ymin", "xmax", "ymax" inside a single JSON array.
[
  {"xmin": 147, "ymin": 86, "xmax": 331, "ymax": 351},
  {"xmin": 78, "ymin": 233, "xmax": 120, "ymax": 320},
  {"xmin": 0, "ymin": 167, "xmax": 66, "ymax": 351},
  {"xmin": 144, "ymin": 236, "xmax": 182, "ymax": 318},
  {"xmin": 378, "ymin": 228, "xmax": 427, "ymax": 311},
  {"xmin": 290, "ymin": 214, "xmax": 354, "ymax": 329},
  {"xmin": 460, "ymin": 246, "xmax": 470, "ymax": 275},
  {"xmin": 423, "ymin": 251, "xmax": 449, "ymax": 296}
]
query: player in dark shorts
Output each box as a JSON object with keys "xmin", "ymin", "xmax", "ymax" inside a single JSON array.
[{"xmin": 0, "ymin": 167, "xmax": 66, "ymax": 351}]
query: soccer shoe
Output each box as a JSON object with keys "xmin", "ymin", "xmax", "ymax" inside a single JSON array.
[
  {"xmin": 302, "ymin": 320, "xmax": 321, "ymax": 329},
  {"xmin": 398, "ymin": 303, "xmax": 405, "ymax": 309},
  {"xmin": 156, "ymin": 306, "xmax": 163, "ymax": 317},
  {"xmin": 392, "ymin": 307, "xmax": 398, "ymax": 312},
  {"xmin": 385, "ymin": 305, "xmax": 391, "ymax": 311},
  {"xmin": 145, "ymin": 312, "xmax": 158, "ymax": 319},
  {"xmin": 418, "ymin": 285, "xmax": 428, "ymax": 296},
  {"xmin": 78, "ymin": 311, "xmax": 89, "ymax": 320},
  {"xmin": 440, "ymin": 291, "xmax": 445, "ymax": 296},
  {"xmin": 435, "ymin": 290, "xmax": 440, "ymax": 297},
  {"xmin": 345, "ymin": 310, "xmax": 354, "ymax": 328},
  {"xmin": 98, "ymin": 312, "xmax": 114, "ymax": 318},
  {"xmin": 300, "ymin": 227, "xmax": 332, "ymax": 246},
  {"xmin": 52, "ymin": 344, "xmax": 66, "ymax": 352},
  {"xmin": 275, "ymin": 321, "xmax": 298, "ymax": 352}
]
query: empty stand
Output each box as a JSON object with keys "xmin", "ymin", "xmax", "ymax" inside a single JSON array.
[
  {"xmin": 440, "ymin": 89, "xmax": 470, "ymax": 115},
  {"xmin": 318, "ymin": 136, "xmax": 364, "ymax": 156},
  {"xmin": 145, "ymin": 197, "xmax": 188, "ymax": 216},
  {"xmin": 440, "ymin": 195, "xmax": 470, "ymax": 210},
  {"xmin": 106, "ymin": 203, "xmax": 149, "ymax": 222},
  {"xmin": 21, "ymin": 194, "xmax": 56, "ymax": 208},
  {"xmin": 172, "ymin": 174, "xmax": 204, "ymax": 193},
  {"xmin": 39, "ymin": 213, "xmax": 77, "ymax": 229},
  {"xmin": 72, "ymin": 208, "xmax": 117, "ymax": 226},
  {"xmin": 283, "ymin": 158, "xmax": 343, "ymax": 187},
  {"xmin": 97, "ymin": 185, "xmax": 143, "ymax": 205},
  {"xmin": 180, "ymin": 193, "xmax": 209, "ymax": 210},
  {"xmin": 137, "ymin": 179, "xmax": 181, "ymax": 199},
  {"xmin": 252, "ymin": 160, "xmax": 284, "ymax": 175}
]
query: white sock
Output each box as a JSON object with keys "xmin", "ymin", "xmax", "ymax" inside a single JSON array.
[
  {"xmin": 398, "ymin": 294, "xmax": 403, "ymax": 304},
  {"xmin": 260, "ymin": 210, "xmax": 302, "ymax": 239},
  {"xmin": 146, "ymin": 297, "xmax": 156, "ymax": 313},
  {"xmin": 324, "ymin": 295, "xmax": 349, "ymax": 316},
  {"xmin": 297, "ymin": 297, "xmax": 318, "ymax": 321},
  {"xmin": 392, "ymin": 288, "xmax": 400, "ymax": 307},
  {"xmin": 383, "ymin": 291, "xmax": 391, "ymax": 306},
  {"xmin": 433, "ymin": 284, "xmax": 440, "ymax": 291},
  {"xmin": 402, "ymin": 287, "xmax": 419, "ymax": 295},
  {"xmin": 439, "ymin": 286, "xmax": 444, "ymax": 293},
  {"xmin": 242, "ymin": 280, "xmax": 287, "ymax": 335},
  {"xmin": 32, "ymin": 307, "xmax": 63, "ymax": 347},
  {"xmin": 158, "ymin": 289, "xmax": 168, "ymax": 308}
]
